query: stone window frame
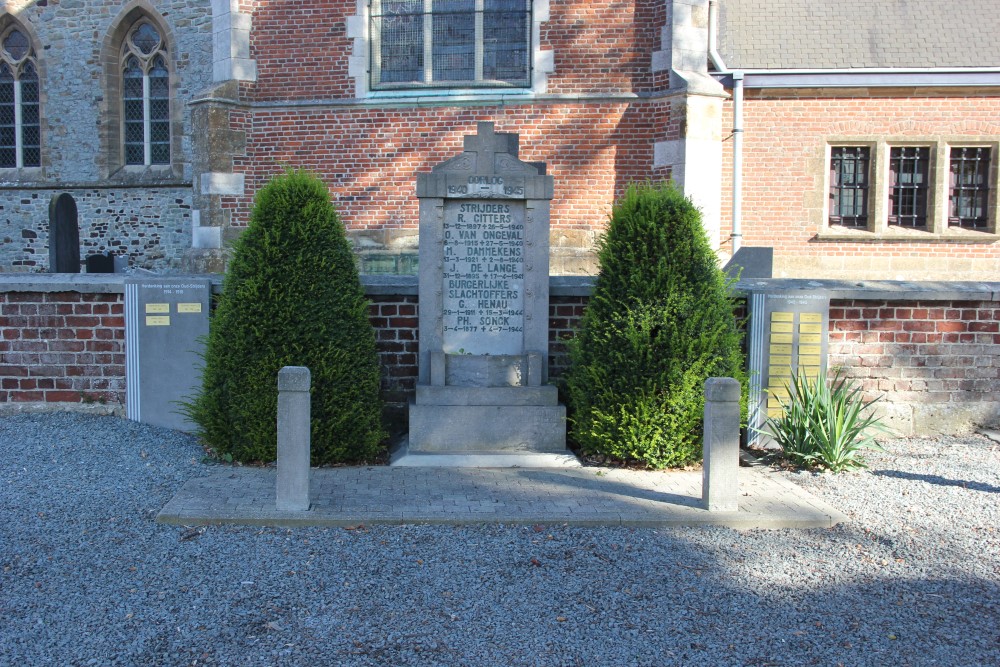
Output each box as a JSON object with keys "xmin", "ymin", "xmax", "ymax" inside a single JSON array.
[
  {"xmin": 0, "ymin": 16, "xmax": 43, "ymax": 175},
  {"xmin": 120, "ymin": 20, "xmax": 171, "ymax": 167},
  {"xmin": 818, "ymin": 138, "xmax": 1000, "ymax": 241},
  {"xmin": 100, "ymin": 3, "xmax": 183, "ymax": 180},
  {"xmin": 348, "ymin": 0, "xmax": 553, "ymax": 99}
]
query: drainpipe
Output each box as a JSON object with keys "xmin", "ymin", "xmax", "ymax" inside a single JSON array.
[
  {"xmin": 731, "ymin": 71, "xmax": 744, "ymax": 253},
  {"xmin": 708, "ymin": 0, "xmax": 743, "ymax": 253}
]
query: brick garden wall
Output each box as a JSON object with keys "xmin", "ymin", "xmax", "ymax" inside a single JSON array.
[
  {"xmin": 0, "ymin": 290, "xmax": 126, "ymax": 405},
  {"xmin": 2, "ymin": 277, "xmax": 997, "ymax": 436},
  {"xmin": 829, "ymin": 299, "xmax": 1000, "ymax": 435}
]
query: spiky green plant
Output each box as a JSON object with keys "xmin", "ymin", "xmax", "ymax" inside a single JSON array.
[{"xmin": 765, "ymin": 368, "xmax": 887, "ymax": 473}]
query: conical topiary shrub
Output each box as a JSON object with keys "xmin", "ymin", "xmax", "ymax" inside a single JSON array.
[
  {"xmin": 187, "ymin": 170, "xmax": 385, "ymax": 464},
  {"xmin": 564, "ymin": 182, "xmax": 745, "ymax": 468}
]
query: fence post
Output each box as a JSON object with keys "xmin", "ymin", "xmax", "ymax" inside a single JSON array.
[
  {"xmin": 702, "ymin": 377, "xmax": 741, "ymax": 512},
  {"xmin": 276, "ymin": 366, "xmax": 311, "ymax": 511}
]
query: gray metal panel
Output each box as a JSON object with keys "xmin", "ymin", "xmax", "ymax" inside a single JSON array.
[
  {"xmin": 719, "ymin": 0, "xmax": 1000, "ymax": 70},
  {"xmin": 124, "ymin": 278, "xmax": 211, "ymax": 432}
]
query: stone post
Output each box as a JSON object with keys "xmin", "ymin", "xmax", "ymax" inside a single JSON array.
[
  {"xmin": 276, "ymin": 366, "xmax": 311, "ymax": 511},
  {"xmin": 702, "ymin": 377, "xmax": 741, "ymax": 512}
]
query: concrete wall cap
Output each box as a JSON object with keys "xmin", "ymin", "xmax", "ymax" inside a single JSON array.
[
  {"xmin": 704, "ymin": 377, "xmax": 741, "ymax": 402},
  {"xmin": 278, "ymin": 366, "xmax": 311, "ymax": 391}
]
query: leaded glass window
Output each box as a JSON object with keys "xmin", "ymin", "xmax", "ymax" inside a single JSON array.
[
  {"xmin": 0, "ymin": 27, "xmax": 40, "ymax": 168},
  {"xmin": 370, "ymin": 0, "xmax": 530, "ymax": 89},
  {"xmin": 888, "ymin": 147, "xmax": 930, "ymax": 229},
  {"xmin": 949, "ymin": 147, "xmax": 991, "ymax": 230},
  {"xmin": 829, "ymin": 146, "xmax": 870, "ymax": 228},
  {"xmin": 121, "ymin": 21, "xmax": 170, "ymax": 166}
]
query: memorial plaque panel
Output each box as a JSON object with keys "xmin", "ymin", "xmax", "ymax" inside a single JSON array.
[
  {"xmin": 746, "ymin": 290, "xmax": 830, "ymax": 446},
  {"xmin": 125, "ymin": 278, "xmax": 212, "ymax": 431},
  {"xmin": 442, "ymin": 199, "xmax": 525, "ymax": 355}
]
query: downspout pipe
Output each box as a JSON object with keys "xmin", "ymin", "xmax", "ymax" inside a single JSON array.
[{"xmin": 708, "ymin": 0, "xmax": 743, "ymax": 253}]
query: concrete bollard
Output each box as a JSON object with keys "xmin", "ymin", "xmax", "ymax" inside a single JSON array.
[
  {"xmin": 276, "ymin": 366, "xmax": 311, "ymax": 511},
  {"xmin": 702, "ymin": 377, "xmax": 741, "ymax": 512}
]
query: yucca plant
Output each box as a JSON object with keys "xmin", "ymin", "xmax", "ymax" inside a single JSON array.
[{"xmin": 765, "ymin": 368, "xmax": 887, "ymax": 473}]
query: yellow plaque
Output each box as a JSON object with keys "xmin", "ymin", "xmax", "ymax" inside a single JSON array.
[
  {"xmin": 769, "ymin": 366, "xmax": 792, "ymax": 378},
  {"xmin": 800, "ymin": 366, "xmax": 821, "ymax": 379},
  {"xmin": 145, "ymin": 303, "xmax": 169, "ymax": 314},
  {"xmin": 145, "ymin": 315, "xmax": 170, "ymax": 326},
  {"xmin": 177, "ymin": 303, "xmax": 203, "ymax": 314},
  {"xmin": 771, "ymin": 322, "xmax": 794, "ymax": 333},
  {"xmin": 767, "ymin": 408, "xmax": 785, "ymax": 419},
  {"xmin": 768, "ymin": 397, "xmax": 786, "ymax": 409},
  {"xmin": 800, "ymin": 313, "xmax": 823, "ymax": 323},
  {"xmin": 800, "ymin": 334, "xmax": 823, "ymax": 344},
  {"xmin": 770, "ymin": 355, "xmax": 793, "ymax": 367},
  {"xmin": 799, "ymin": 323, "xmax": 822, "ymax": 334},
  {"xmin": 799, "ymin": 345, "xmax": 822, "ymax": 356},
  {"xmin": 770, "ymin": 333, "xmax": 794, "ymax": 344},
  {"xmin": 768, "ymin": 386, "xmax": 790, "ymax": 399},
  {"xmin": 798, "ymin": 355, "xmax": 822, "ymax": 366},
  {"xmin": 771, "ymin": 311, "xmax": 794, "ymax": 322},
  {"xmin": 769, "ymin": 344, "xmax": 793, "ymax": 355}
]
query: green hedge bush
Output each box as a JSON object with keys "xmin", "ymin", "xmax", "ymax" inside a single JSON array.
[
  {"xmin": 564, "ymin": 183, "xmax": 745, "ymax": 468},
  {"xmin": 186, "ymin": 170, "xmax": 385, "ymax": 464}
]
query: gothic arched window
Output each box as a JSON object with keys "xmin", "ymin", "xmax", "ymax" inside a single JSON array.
[
  {"xmin": 0, "ymin": 26, "xmax": 40, "ymax": 168},
  {"xmin": 121, "ymin": 20, "xmax": 169, "ymax": 166}
]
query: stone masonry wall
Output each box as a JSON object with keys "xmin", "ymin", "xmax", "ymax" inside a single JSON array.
[
  {"xmin": 0, "ymin": 0, "xmax": 213, "ymax": 272},
  {"xmin": 719, "ymin": 90, "xmax": 1000, "ymax": 280},
  {"xmin": 0, "ymin": 187, "xmax": 194, "ymax": 271}
]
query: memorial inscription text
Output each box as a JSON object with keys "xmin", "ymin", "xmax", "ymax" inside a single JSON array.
[{"xmin": 442, "ymin": 199, "xmax": 526, "ymax": 354}]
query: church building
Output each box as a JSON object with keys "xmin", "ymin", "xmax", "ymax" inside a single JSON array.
[{"xmin": 0, "ymin": 0, "xmax": 997, "ymax": 280}]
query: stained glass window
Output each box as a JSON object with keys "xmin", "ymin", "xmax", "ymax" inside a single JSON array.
[
  {"xmin": 370, "ymin": 0, "xmax": 530, "ymax": 89},
  {"xmin": 121, "ymin": 21, "xmax": 170, "ymax": 166},
  {"xmin": 0, "ymin": 28, "xmax": 40, "ymax": 168}
]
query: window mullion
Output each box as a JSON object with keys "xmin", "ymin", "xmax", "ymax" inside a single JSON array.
[
  {"xmin": 475, "ymin": 0, "xmax": 484, "ymax": 82},
  {"xmin": 423, "ymin": 0, "xmax": 433, "ymax": 84},
  {"xmin": 142, "ymin": 70, "xmax": 151, "ymax": 166},
  {"xmin": 13, "ymin": 77, "xmax": 22, "ymax": 169}
]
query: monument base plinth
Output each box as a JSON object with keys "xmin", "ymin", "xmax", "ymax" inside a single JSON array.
[{"xmin": 407, "ymin": 387, "xmax": 567, "ymax": 454}]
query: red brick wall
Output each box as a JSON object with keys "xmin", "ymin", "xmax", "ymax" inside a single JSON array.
[
  {"xmin": 226, "ymin": 102, "xmax": 670, "ymax": 234},
  {"xmin": 3, "ymin": 286, "xmax": 995, "ymax": 435},
  {"xmin": 830, "ymin": 300, "xmax": 1000, "ymax": 406},
  {"xmin": 0, "ymin": 292, "xmax": 126, "ymax": 405},
  {"xmin": 719, "ymin": 90, "xmax": 1000, "ymax": 273},
  {"xmin": 246, "ymin": 0, "xmax": 664, "ymax": 102}
]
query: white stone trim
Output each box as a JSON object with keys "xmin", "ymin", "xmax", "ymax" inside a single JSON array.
[
  {"xmin": 212, "ymin": 0, "xmax": 256, "ymax": 82},
  {"xmin": 350, "ymin": 0, "xmax": 551, "ymax": 99},
  {"xmin": 201, "ymin": 172, "xmax": 244, "ymax": 196}
]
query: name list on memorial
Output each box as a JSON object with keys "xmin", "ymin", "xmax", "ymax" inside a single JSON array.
[{"xmin": 442, "ymin": 199, "xmax": 525, "ymax": 355}]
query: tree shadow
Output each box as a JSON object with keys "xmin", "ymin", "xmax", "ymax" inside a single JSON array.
[{"xmin": 873, "ymin": 469, "xmax": 1000, "ymax": 494}]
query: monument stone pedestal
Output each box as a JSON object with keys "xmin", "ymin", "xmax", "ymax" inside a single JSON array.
[{"xmin": 396, "ymin": 123, "xmax": 572, "ymax": 467}]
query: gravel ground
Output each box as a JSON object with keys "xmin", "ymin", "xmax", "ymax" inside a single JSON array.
[{"xmin": 1, "ymin": 412, "xmax": 998, "ymax": 666}]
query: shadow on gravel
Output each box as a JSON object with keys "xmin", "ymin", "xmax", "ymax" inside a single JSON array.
[
  {"xmin": 511, "ymin": 469, "xmax": 702, "ymax": 508},
  {"xmin": 873, "ymin": 470, "xmax": 1000, "ymax": 494}
]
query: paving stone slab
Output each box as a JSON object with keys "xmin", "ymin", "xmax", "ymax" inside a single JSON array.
[{"xmin": 157, "ymin": 463, "xmax": 848, "ymax": 530}]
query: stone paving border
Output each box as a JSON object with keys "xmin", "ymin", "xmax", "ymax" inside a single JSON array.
[{"xmin": 157, "ymin": 464, "xmax": 849, "ymax": 530}]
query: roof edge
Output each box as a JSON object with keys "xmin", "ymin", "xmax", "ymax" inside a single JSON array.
[{"xmin": 714, "ymin": 69, "xmax": 1000, "ymax": 89}]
